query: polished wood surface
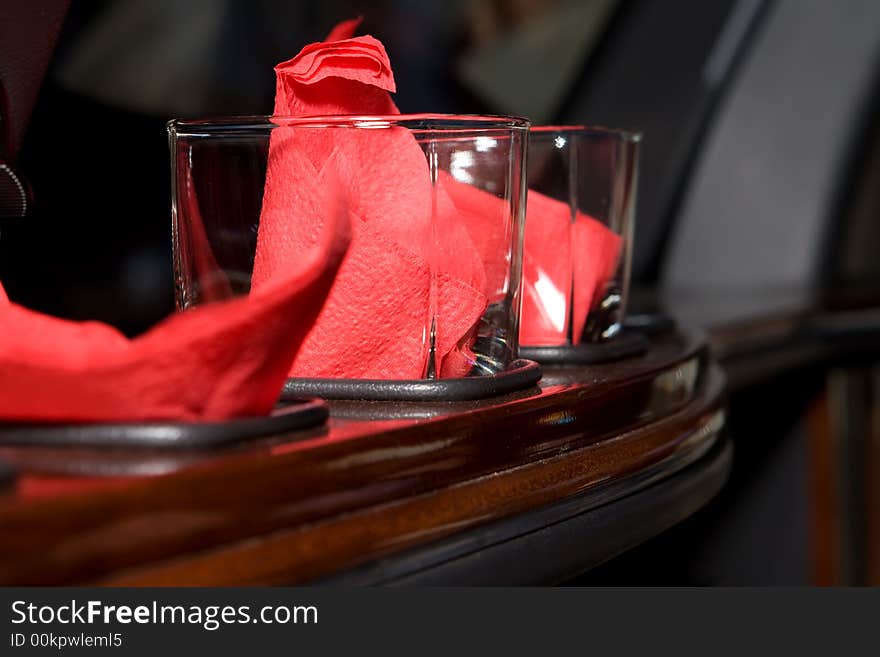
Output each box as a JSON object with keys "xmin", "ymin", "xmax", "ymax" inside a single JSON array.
[{"xmin": 0, "ymin": 329, "xmax": 724, "ymax": 585}]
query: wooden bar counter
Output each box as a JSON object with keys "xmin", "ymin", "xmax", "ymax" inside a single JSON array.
[{"xmin": 0, "ymin": 327, "xmax": 729, "ymax": 585}]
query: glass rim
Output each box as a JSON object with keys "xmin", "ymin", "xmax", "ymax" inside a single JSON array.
[
  {"xmin": 168, "ymin": 113, "xmax": 531, "ymax": 136},
  {"xmin": 530, "ymin": 124, "xmax": 642, "ymax": 142}
]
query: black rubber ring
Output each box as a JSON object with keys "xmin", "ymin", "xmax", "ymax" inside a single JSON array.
[
  {"xmin": 519, "ymin": 331, "xmax": 649, "ymax": 365},
  {"xmin": 281, "ymin": 359, "xmax": 543, "ymax": 402},
  {"xmin": 0, "ymin": 398, "xmax": 329, "ymax": 450}
]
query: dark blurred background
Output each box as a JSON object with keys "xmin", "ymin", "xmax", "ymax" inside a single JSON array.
[
  {"xmin": 0, "ymin": 0, "xmax": 631, "ymax": 334},
  {"xmin": 2, "ymin": 0, "xmax": 880, "ymax": 585},
  {"xmin": 6, "ymin": 0, "xmax": 879, "ymax": 331},
  {"xmin": 0, "ymin": 0, "xmax": 774, "ymax": 333}
]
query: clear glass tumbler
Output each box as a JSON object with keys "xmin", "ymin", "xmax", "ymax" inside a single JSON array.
[
  {"xmin": 520, "ymin": 125, "xmax": 640, "ymax": 346},
  {"xmin": 169, "ymin": 114, "xmax": 529, "ymax": 380}
]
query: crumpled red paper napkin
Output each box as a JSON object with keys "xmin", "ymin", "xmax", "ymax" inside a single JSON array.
[
  {"xmin": 520, "ymin": 191, "xmax": 622, "ymax": 344},
  {"xmin": 253, "ymin": 18, "xmax": 487, "ymax": 379},
  {"xmin": 0, "ymin": 178, "xmax": 350, "ymax": 423},
  {"xmin": 273, "ymin": 18, "xmax": 398, "ymax": 117},
  {"xmin": 428, "ymin": 168, "xmax": 623, "ymax": 346},
  {"xmin": 570, "ymin": 210, "xmax": 623, "ymax": 341},
  {"xmin": 256, "ymin": 18, "xmax": 624, "ymax": 369}
]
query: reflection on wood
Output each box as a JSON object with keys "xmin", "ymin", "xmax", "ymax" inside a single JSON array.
[{"xmin": 0, "ymin": 329, "xmax": 725, "ymax": 585}]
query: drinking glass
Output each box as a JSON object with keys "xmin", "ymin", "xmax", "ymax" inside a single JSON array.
[
  {"xmin": 169, "ymin": 114, "xmax": 529, "ymax": 379},
  {"xmin": 522, "ymin": 125, "xmax": 640, "ymax": 345}
]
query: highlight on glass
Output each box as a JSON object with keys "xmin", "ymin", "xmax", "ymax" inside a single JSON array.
[
  {"xmin": 520, "ymin": 125, "xmax": 640, "ymax": 346},
  {"xmin": 169, "ymin": 114, "xmax": 529, "ymax": 381}
]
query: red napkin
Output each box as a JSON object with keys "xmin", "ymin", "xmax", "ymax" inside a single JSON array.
[
  {"xmin": 438, "ymin": 172, "xmax": 512, "ymax": 303},
  {"xmin": 520, "ymin": 190, "xmax": 573, "ymax": 344},
  {"xmin": 570, "ymin": 212, "xmax": 623, "ymax": 342},
  {"xmin": 253, "ymin": 19, "xmax": 488, "ymax": 379},
  {"xmin": 273, "ymin": 17, "xmax": 398, "ymax": 117},
  {"xmin": 522, "ymin": 191, "xmax": 622, "ymax": 345},
  {"xmin": 425, "ymin": 173, "xmax": 623, "ymax": 345},
  {"xmin": 0, "ymin": 179, "xmax": 350, "ymax": 423}
]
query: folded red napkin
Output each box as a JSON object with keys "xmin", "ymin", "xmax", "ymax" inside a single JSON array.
[
  {"xmin": 0, "ymin": 178, "xmax": 350, "ymax": 423},
  {"xmin": 273, "ymin": 17, "xmax": 398, "ymax": 117},
  {"xmin": 571, "ymin": 211, "xmax": 623, "ymax": 342},
  {"xmin": 438, "ymin": 172, "xmax": 512, "ymax": 304},
  {"xmin": 520, "ymin": 190, "xmax": 573, "ymax": 344},
  {"xmin": 428, "ymin": 173, "xmax": 622, "ymax": 345},
  {"xmin": 253, "ymin": 19, "xmax": 487, "ymax": 379},
  {"xmin": 259, "ymin": 18, "xmax": 624, "ymax": 377},
  {"xmin": 521, "ymin": 191, "xmax": 622, "ymax": 345}
]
